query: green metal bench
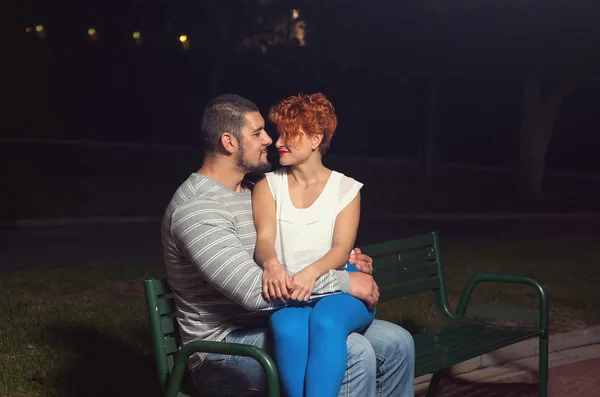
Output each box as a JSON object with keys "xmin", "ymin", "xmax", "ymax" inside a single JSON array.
[
  {"xmin": 143, "ymin": 279, "xmax": 281, "ymax": 397},
  {"xmin": 360, "ymin": 231, "xmax": 549, "ymax": 397},
  {"xmin": 144, "ymin": 231, "xmax": 549, "ymax": 397}
]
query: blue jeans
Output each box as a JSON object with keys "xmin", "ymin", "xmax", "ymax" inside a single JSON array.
[{"xmin": 191, "ymin": 319, "xmax": 415, "ymax": 397}]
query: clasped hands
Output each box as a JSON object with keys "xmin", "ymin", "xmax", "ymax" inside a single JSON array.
[{"xmin": 262, "ymin": 248, "xmax": 378, "ymax": 309}]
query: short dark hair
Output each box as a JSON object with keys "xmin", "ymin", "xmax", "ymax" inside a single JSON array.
[{"xmin": 200, "ymin": 94, "xmax": 259, "ymax": 154}]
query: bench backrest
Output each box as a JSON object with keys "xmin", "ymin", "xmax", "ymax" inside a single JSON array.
[
  {"xmin": 144, "ymin": 278, "xmax": 181, "ymax": 394},
  {"xmin": 360, "ymin": 231, "xmax": 449, "ymax": 312}
]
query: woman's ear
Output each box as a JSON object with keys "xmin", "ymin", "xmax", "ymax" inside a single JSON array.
[{"xmin": 311, "ymin": 134, "xmax": 323, "ymax": 151}]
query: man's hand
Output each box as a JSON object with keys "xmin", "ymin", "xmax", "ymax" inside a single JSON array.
[
  {"xmin": 290, "ymin": 267, "xmax": 319, "ymax": 302},
  {"xmin": 262, "ymin": 260, "xmax": 292, "ymax": 303},
  {"xmin": 348, "ymin": 248, "xmax": 374, "ymax": 275},
  {"xmin": 348, "ymin": 272, "xmax": 379, "ymax": 310}
]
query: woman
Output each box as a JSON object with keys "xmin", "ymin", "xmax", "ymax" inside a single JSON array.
[{"xmin": 252, "ymin": 93, "xmax": 376, "ymax": 397}]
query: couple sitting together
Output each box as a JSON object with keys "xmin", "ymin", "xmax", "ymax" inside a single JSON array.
[{"xmin": 162, "ymin": 92, "xmax": 415, "ymax": 397}]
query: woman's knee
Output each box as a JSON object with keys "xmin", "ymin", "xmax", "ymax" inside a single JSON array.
[
  {"xmin": 270, "ymin": 310, "xmax": 307, "ymax": 340},
  {"xmin": 311, "ymin": 294, "xmax": 372, "ymax": 331},
  {"xmin": 309, "ymin": 311, "xmax": 339, "ymax": 334}
]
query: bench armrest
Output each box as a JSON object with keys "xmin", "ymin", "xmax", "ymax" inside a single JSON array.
[
  {"xmin": 167, "ymin": 340, "xmax": 280, "ymax": 397},
  {"xmin": 455, "ymin": 273, "xmax": 549, "ymax": 335}
]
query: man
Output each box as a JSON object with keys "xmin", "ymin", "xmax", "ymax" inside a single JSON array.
[{"xmin": 162, "ymin": 94, "xmax": 415, "ymax": 397}]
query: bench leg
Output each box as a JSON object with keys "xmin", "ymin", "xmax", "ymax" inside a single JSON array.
[
  {"xmin": 424, "ymin": 370, "xmax": 443, "ymax": 397},
  {"xmin": 538, "ymin": 335, "xmax": 548, "ymax": 397}
]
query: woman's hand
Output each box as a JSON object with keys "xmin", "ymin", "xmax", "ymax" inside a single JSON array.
[
  {"xmin": 290, "ymin": 266, "xmax": 319, "ymax": 302},
  {"xmin": 262, "ymin": 260, "xmax": 292, "ymax": 303}
]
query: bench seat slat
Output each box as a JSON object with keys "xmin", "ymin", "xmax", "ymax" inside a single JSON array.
[
  {"xmin": 158, "ymin": 297, "xmax": 176, "ymax": 316},
  {"xmin": 416, "ymin": 331, "xmax": 540, "ymax": 376},
  {"xmin": 416, "ymin": 324, "xmax": 509, "ymax": 356},
  {"xmin": 414, "ymin": 322, "xmax": 542, "ymax": 377},
  {"xmin": 161, "ymin": 317, "xmax": 176, "ymax": 335},
  {"xmin": 153, "ymin": 279, "xmax": 171, "ymax": 296},
  {"xmin": 164, "ymin": 336, "xmax": 179, "ymax": 355},
  {"xmin": 418, "ymin": 330, "xmax": 531, "ymax": 366}
]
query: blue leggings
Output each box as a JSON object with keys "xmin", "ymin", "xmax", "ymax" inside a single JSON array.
[{"xmin": 269, "ymin": 264, "xmax": 376, "ymax": 397}]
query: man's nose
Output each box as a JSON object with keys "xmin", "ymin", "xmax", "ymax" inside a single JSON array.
[{"xmin": 264, "ymin": 134, "xmax": 273, "ymax": 146}]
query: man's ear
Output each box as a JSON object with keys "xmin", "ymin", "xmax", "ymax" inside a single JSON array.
[{"xmin": 220, "ymin": 132, "xmax": 238, "ymax": 154}]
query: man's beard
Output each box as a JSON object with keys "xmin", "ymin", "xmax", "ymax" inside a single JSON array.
[{"xmin": 236, "ymin": 144, "xmax": 272, "ymax": 174}]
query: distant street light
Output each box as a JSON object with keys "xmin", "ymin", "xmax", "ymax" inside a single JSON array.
[
  {"xmin": 35, "ymin": 24, "xmax": 45, "ymax": 38},
  {"xmin": 179, "ymin": 34, "xmax": 189, "ymax": 50},
  {"xmin": 88, "ymin": 27, "xmax": 97, "ymax": 42},
  {"xmin": 133, "ymin": 31, "xmax": 142, "ymax": 46}
]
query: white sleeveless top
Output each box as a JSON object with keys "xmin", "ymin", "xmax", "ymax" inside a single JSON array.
[{"xmin": 264, "ymin": 168, "xmax": 363, "ymax": 274}]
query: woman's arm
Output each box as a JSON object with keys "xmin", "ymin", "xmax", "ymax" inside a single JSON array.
[
  {"xmin": 290, "ymin": 192, "xmax": 361, "ymax": 301},
  {"xmin": 252, "ymin": 178, "xmax": 279, "ymax": 267},
  {"xmin": 252, "ymin": 177, "xmax": 292, "ymax": 302}
]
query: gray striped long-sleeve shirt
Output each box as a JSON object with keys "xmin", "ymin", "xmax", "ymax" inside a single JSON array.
[{"xmin": 162, "ymin": 173, "xmax": 351, "ymax": 370}]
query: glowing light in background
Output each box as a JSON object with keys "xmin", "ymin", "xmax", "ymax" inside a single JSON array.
[
  {"xmin": 179, "ymin": 34, "xmax": 189, "ymax": 49},
  {"xmin": 87, "ymin": 27, "xmax": 97, "ymax": 42},
  {"xmin": 295, "ymin": 21, "xmax": 306, "ymax": 46},
  {"xmin": 133, "ymin": 31, "xmax": 142, "ymax": 46},
  {"xmin": 291, "ymin": 10, "xmax": 305, "ymax": 46},
  {"xmin": 34, "ymin": 24, "xmax": 46, "ymax": 39},
  {"xmin": 26, "ymin": 27, "xmax": 32, "ymax": 33}
]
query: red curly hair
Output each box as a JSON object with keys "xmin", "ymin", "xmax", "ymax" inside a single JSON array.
[{"xmin": 268, "ymin": 92, "xmax": 338, "ymax": 154}]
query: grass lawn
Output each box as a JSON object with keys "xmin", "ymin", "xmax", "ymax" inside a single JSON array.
[{"xmin": 1, "ymin": 239, "xmax": 598, "ymax": 397}]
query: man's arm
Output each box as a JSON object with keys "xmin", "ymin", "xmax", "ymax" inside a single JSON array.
[{"xmin": 171, "ymin": 199, "xmax": 350, "ymax": 311}]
